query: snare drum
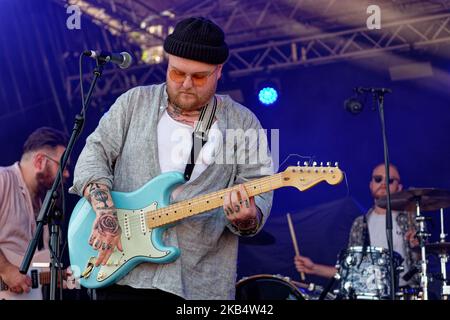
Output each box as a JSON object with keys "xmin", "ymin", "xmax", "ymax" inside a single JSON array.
[
  {"xmin": 236, "ymin": 274, "xmax": 335, "ymax": 300},
  {"xmin": 336, "ymin": 246, "xmax": 403, "ymax": 300}
]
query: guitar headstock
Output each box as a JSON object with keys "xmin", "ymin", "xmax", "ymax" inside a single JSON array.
[{"xmin": 281, "ymin": 162, "xmax": 343, "ymax": 191}]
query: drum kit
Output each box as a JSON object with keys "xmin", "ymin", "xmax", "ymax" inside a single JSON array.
[
  {"xmin": 236, "ymin": 274, "xmax": 336, "ymax": 300},
  {"xmin": 236, "ymin": 187, "xmax": 450, "ymax": 301}
]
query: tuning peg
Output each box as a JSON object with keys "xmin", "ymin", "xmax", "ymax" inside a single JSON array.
[
  {"xmin": 334, "ymin": 162, "xmax": 339, "ymax": 167},
  {"xmin": 320, "ymin": 162, "xmax": 323, "ymax": 167},
  {"xmin": 297, "ymin": 161, "xmax": 300, "ymax": 166},
  {"xmin": 303, "ymin": 161, "xmax": 308, "ymax": 166},
  {"xmin": 312, "ymin": 161, "xmax": 317, "ymax": 167},
  {"xmin": 326, "ymin": 162, "xmax": 331, "ymax": 166}
]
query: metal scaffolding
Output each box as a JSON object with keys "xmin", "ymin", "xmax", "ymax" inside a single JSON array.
[
  {"xmin": 226, "ymin": 12, "xmax": 450, "ymax": 77},
  {"xmin": 63, "ymin": 10, "xmax": 450, "ymax": 105},
  {"xmin": 32, "ymin": 0, "xmax": 450, "ymax": 108}
]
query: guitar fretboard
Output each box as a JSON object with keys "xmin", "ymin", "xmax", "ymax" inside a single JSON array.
[{"xmin": 145, "ymin": 173, "xmax": 285, "ymax": 228}]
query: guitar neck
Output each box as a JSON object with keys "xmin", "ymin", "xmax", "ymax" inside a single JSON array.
[{"xmin": 146, "ymin": 173, "xmax": 284, "ymax": 228}]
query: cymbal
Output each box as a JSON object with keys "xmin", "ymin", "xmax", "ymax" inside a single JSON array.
[
  {"xmin": 239, "ymin": 229, "xmax": 276, "ymax": 246},
  {"xmin": 425, "ymin": 242, "xmax": 450, "ymax": 255},
  {"xmin": 376, "ymin": 188, "xmax": 450, "ymax": 212}
]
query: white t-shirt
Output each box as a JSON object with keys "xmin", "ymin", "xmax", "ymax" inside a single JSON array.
[
  {"xmin": 157, "ymin": 109, "xmax": 221, "ymax": 182},
  {"xmin": 367, "ymin": 212, "xmax": 409, "ymax": 286}
]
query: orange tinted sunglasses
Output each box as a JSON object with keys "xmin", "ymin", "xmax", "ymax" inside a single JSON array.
[{"xmin": 169, "ymin": 66, "xmax": 218, "ymax": 86}]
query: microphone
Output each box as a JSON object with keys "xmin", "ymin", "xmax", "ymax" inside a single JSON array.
[
  {"xmin": 344, "ymin": 87, "xmax": 392, "ymax": 114},
  {"xmin": 83, "ymin": 50, "xmax": 133, "ymax": 69}
]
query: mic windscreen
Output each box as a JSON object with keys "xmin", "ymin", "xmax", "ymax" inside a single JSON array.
[{"xmin": 119, "ymin": 52, "xmax": 133, "ymax": 69}]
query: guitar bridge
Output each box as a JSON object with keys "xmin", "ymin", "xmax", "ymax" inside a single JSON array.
[{"xmin": 81, "ymin": 257, "xmax": 96, "ymax": 279}]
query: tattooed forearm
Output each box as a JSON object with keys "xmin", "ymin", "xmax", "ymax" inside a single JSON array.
[
  {"xmin": 92, "ymin": 189, "xmax": 110, "ymax": 207},
  {"xmin": 86, "ymin": 183, "xmax": 113, "ymax": 209},
  {"xmin": 95, "ymin": 206, "xmax": 117, "ymax": 216}
]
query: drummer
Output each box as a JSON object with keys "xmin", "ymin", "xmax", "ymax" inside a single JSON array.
[{"xmin": 294, "ymin": 163, "xmax": 420, "ymax": 288}]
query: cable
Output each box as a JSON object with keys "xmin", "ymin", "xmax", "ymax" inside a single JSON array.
[
  {"xmin": 278, "ymin": 154, "xmax": 315, "ymax": 171},
  {"xmin": 79, "ymin": 53, "xmax": 86, "ymax": 116}
]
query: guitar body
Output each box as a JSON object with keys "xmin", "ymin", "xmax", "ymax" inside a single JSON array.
[
  {"xmin": 68, "ymin": 172, "xmax": 185, "ymax": 289},
  {"xmin": 68, "ymin": 165, "xmax": 343, "ymax": 290},
  {"xmin": 0, "ymin": 250, "xmax": 49, "ymax": 300}
]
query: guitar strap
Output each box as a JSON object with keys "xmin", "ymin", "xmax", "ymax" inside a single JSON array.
[{"xmin": 183, "ymin": 95, "xmax": 217, "ymax": 181}]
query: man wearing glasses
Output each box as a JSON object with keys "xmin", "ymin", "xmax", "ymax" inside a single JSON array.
[
  {"xmin": 70, "ymin": 17, "xmax": 273, "ymax": 300},
  {"xmin": 294, "ymin": 163, "xmax": 420, "ymax": 288},
  {"xmin": 0, "ymin": 127, "xmax": 69, "ymax": 297}
]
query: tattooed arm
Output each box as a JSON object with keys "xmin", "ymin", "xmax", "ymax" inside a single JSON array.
[{"xmin": 83, "ymin": 183, "xmax": 123, "ymax": 266}]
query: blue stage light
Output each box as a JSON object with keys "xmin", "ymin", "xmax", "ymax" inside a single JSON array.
[{"xmin": 258, "ymin": 87, "xmax": 278, "ymax": 105}]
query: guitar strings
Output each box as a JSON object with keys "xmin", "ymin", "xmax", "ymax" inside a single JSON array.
[
  {"xmin": 112, "ymin": 174, "xmax": 284, "ymax": 231},
  {"xmin": 110, "ymin": 167, "xmax": 337, "ymax": 232}
]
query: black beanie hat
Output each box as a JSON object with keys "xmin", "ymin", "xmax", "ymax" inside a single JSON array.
[{"xmin": 164, "ymin": 17, "xmax": 229, "ymax": 65}]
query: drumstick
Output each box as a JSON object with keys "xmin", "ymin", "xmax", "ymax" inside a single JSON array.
[{"xmin": 287, "ymin": 213, "xmax": 306, "ymax": 281}]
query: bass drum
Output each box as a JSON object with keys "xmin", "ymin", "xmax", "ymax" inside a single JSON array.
[{"xmin": 236, "ymin": 274, "xmax": 335, "ymax": 300}]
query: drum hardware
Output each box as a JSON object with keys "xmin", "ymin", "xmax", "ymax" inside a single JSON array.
[
  {"xmin": 414, "ymin": 196, "xmax": 430, "ymax": 300},
  {"xmin": 402, "ymin": 266, "xmax": 419, "ymax": 282},
  {"xmin": 396, "ymin": 286, "xmax": 422, "ymax": 300},
  {"xmin": 319, "ymin": 271, "xmax": 340, "ymax": 300},
  {"xmin": 235, "ymin": 274, "xmax": 305, "ymax": 300},
  {"xmin": 411, "ymin": 217, "xmax": 450, "ymax": 299},
  {"xmin": 377, "ymin": 188, "xmax": 450, "ymax": 300},
  {"xmin": 438, "ymin": 207, "xmax": 449, "ymax": 300},
  {"xmin": 376, "ymin": 188, "xmax": 450, "ymax": 212},
  {"xmin": 235, "ymin": 274, "xmax": 336, "ymax": 300}
]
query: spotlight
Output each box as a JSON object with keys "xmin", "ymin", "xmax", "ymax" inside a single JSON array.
[
  {"xmin": 255, "ymin": 79, "xmax": 281, "ymax": 106},
  {"xmin": 258, "ymin": 87, "xmax": 278, "ymax": 105}
]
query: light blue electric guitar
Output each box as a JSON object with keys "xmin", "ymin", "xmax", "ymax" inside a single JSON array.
[{"xmin": 68, "ymin": 164, "xmax": 343, "ymax": 289}]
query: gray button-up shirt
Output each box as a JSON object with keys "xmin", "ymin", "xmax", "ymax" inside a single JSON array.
[{"xmin": 70, "ymin": 83, "xmax": 273, "ymax": 299}]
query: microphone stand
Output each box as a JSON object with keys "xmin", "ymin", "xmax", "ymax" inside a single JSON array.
[
  {"xmin": 20, "ymin": 57, "xmax": 107, "ymax": 300},
  {"xmin": 349, "ymin": 87, "xmax": 396, "ymax": 300},
  {"xmin": 373, "ymin": 88, "xmax": 396, "ymax": 300}
]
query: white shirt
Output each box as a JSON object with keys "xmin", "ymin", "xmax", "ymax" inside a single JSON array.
[
  {"xmin": 368, "ymin": 211, "xmax": 409, "ymax": 286},
  {"xmin": 157, "ymin": 110, "xmax": 221, "ymax": 182}
]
